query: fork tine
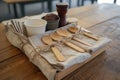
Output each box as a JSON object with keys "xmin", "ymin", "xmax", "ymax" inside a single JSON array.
[
  {"xmin": 15, "ymin": 20, "xmax": 21, "ymax": 33},
  {"xmin": 11, "ymin": 20, "xmax": 18, "ymax": 32},
  {"xmin": 22, "ymin": 22, "xmax": 28, "ymax": 37},
  {"xmin": 14, "ymin": 20, "xmax": 19, "ymax": 33},
  {"xmin": 10, "ymin": 19, "xmax": 28, "ymax": 36},
  {"xmin": 9, "ymin": 24, "xmax": 16, "ymax": 32},
  {"xmin": 18, "ymin": 20, "xmax": 24, "ymax": 34},
  {"xmin": 17, "ymin": 21, "xmax": 22, "ymax": 33}
]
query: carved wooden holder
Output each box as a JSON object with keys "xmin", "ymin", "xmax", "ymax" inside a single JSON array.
[{"xmin": 56, "ymin": 3, "xmax": 68, "ymax": 27}]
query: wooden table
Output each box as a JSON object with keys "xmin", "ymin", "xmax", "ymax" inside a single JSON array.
[
  {"xmin": 3, "ymin": 0, "xmax": 68, "ymax": 18},
  {"xmin": 80, "ymin": 0, "xmax": 97, "ymax": 6},
  {"xmin": 0, "ymin": 4, "xmax": 120, "ymax": 80},
  {"xmin": 3, "ymin": 0, "xmax": 46, "ymax": 18}
]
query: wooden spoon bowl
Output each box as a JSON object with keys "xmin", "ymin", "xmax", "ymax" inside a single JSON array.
[
  {"xmin": 41, "ymin": 35, "xmax": 53, "ymax": 45},
  {"xmin": 50, "ymin": 32, "xmax": 63, "ymax": 41},
  {"xmin": 42, "ymin": 35, "xmax": 65, "ymax": 62},
  {"xmin": 68, "ymin": 27, "xmax": 98, "ymax": 45},
  {"xmin": 68, "ymin": 27, "xmax": 78, "ymax": 33},
  {"xmin": 56, "ymin": 29, "xmax": 70, "ymax": 37}
]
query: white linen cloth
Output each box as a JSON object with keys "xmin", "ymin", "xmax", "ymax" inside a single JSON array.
[
  {"xmin": 29, "ymin": 33, "xmax": 91, "ymax": 70},
  {"xmin": 28, "ymin": 23, "xmax": 111, "ymax": 70}
]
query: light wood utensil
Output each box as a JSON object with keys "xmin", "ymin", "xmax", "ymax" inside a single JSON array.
[
  {"xmin": 73, "ymin": 37, "xmax": 92, "ymax": 46},
  {"xmin": 68, "ymin": 27, "xmax": 92, "ymax": 46},
  {"xmin": 50, "ymin": 32, "xmax": 63, "ymax": 41},
  {"xmin": 68, "ymin": 27, "xmax": 99, "ymax": 41},
  {"xmin": 42, "ymin": 35, "xmax": 53, "ymax": 45},
  {"xmin": 56, "ymin": 29, "xmax": 70, "ymax": 37},
  {"xmin": 55, "ymin": 30, "xmax": 85, "ymax": 52},
  {"xmin": 42, "ymin": 35, "xmax": 65, "ymax": 62},
  {"xmin": 68, "ymin": 26, "xmax": 78, "ymax": 33},
  {"xmin": 66, "ymin": 27, "xmax": 92, "ymax": 46},
  {"xmin": 83, "ymin": 32, "xmax": 99, "ymax": 41},
  {"xmin": 63, "ymin": 41, "xmax": 85, "ymax": 52}
]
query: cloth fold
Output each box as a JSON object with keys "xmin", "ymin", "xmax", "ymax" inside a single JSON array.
[
  {"xmin": 28, "ymin": 24, "xmax": 111, "ymax": 70},
  {"xmin": 28, "ymin": 32, "xmax": 91, "ymax": 70}
]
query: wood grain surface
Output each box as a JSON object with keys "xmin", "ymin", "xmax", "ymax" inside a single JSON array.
[
  {"xmin": 3, "ymin": 0, "xmax": 36, "ymax": 3},
  {"xmin": 0, "ymin": 4, "xmax": 120, "ymax": 80}
]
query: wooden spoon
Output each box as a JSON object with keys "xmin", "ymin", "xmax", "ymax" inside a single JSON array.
[
  {"xmin": 72, "ymin": 37, "xmax": 92, "ymax": 46},
  {"xmin": 68, "ymin": 26, "xmax": 78, "ymax": 33},
  {"xmin": 42, "ymin": 35, "xmax": 53, "ymax": 45},
  {"xmin": 68, "ymin": 27, "xmax": 99, "ymax": 41},
  {"xmin": 68, "ymin": 27, "xmax": 94, "ymax": 46},
  {"xmin": 83, "ymin": 32, "xmax": 99, "ymax": 41},
  {"xmin": 50, "ymin": 32, "xmax": 63, "ymax": 41},
  {"xmin": 55, "ymin": 30, "xmax": 85, "ymax": 52},
  {"xmin": 56, "ymin": 29, "xmax": 70, "ymax": 37},
  {"xmin": 42, "ymin": 35, "xmax": 65, "ymax": 62}
]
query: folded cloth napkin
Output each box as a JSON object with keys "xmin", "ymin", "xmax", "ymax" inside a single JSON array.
[
  {"xmin": 29, "ymin": 33, "xmax": 91, "ymax": 70},
  {"xmin": 28, "ymin": 23, "xmax": 111, "ymax": 70},
  {"xmin": 6, "ymin": 25, "xmax": 57, "ymax": 80}
]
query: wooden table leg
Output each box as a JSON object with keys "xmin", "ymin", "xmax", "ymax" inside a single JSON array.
[
  {"xmin": 7, "ymin": 4, "xmax": 14, "ymax": 18},
  {"xmin": 19, "ymin": 3, "xmax": 25, "ymax": 17},
  {"xmin": 60, "ymin": 0, "xmax": 63, "ymax": 2},
  {"xmin": 8, "ymin": 4, "xmax": 11, "ymax": 13},
  {"xmin": 59, "ymin": 0, "xmax": 71, "ymax": 8},
  {"xmin": 91, "ymin": 0, "xmax": 94, "ymax": 4},
  {"xmin": 114, "ymin": 0, "xmax": 117, "ymax": 3},
  {"xmin": 69, "ymin": 0, "xmax": 71, "ymax": 8},
  {"xmin": 77, "ymin": 0, "xmax": 80, "ymax": 6},
  {"xmin": 81, "ymin": 0, "xmax": 84, "ymax": 6},
  {"xmin": 48, "ymin": 0, "xmax": 52, "ymax": 12},
  {"xmin": 41, "ymin": 0, "xmax": 45, "ymax": 12},
  {"xmin": 12, "ymin": 3, "xmax": 18, "ymax": 18}
]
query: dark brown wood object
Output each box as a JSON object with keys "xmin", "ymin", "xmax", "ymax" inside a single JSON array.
[{"xmin": 56, "ymin": 3, "xmax": 68, "ymax": 27}]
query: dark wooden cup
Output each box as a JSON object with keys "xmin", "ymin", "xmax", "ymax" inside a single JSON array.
[{"xmin": 56, "ymin": 3, "xmax": 68, "ymax": 27}]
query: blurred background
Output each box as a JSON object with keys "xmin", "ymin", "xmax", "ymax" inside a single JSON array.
[{"xmin": 0, "ymin": 0, "xmax": 120, "ymax": 22}]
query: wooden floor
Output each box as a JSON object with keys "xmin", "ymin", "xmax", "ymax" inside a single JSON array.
[{"xmin": 0, "ymin": 4, "xmax": 120, "ymax": 80}]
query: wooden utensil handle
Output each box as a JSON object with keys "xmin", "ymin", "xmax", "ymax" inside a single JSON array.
[
  {"xmin": 73, "ymin": 37, "xmax": 92, "ymax": 46},
  {"xmin": 64, "ymin": 41, "xmax": 85, "ymax": 52},
  {"xmin": 51, "ymin": 46, "xmax": 65, "ymax": 62},
  {"xmin": 83, "ymin": 32, "xmax": 99, "ymax": 41}
]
